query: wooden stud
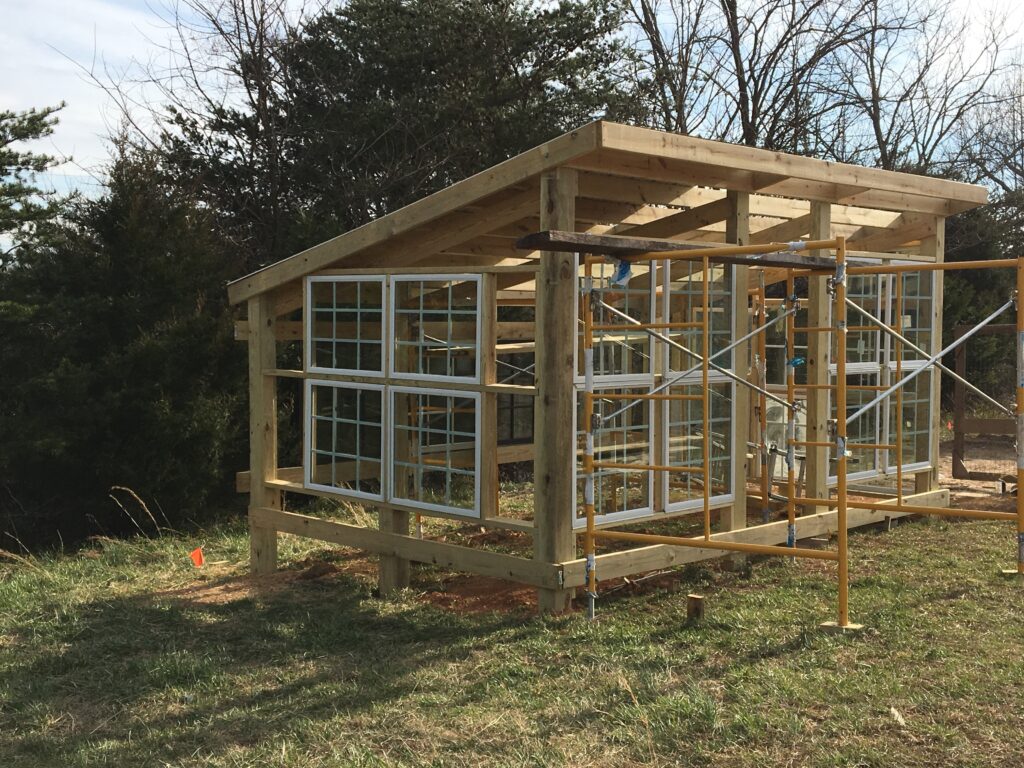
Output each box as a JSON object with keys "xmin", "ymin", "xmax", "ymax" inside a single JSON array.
[
  {"xmin": 725, "ymin": 191, "xmax": 750, "ymax": 536},
  {"xmin": 805, "ymin": 202, "xmax": 832, "ymax": 514},
  {"xmin": 247, "ymin": 294, "xmax": 280, "ymax": 574},
  {"xmin": 480, "ymin": 273, "xmax": 499, "ymax": 519},
  {"xmin": 687, "ymin": 594, "xmax": 706, "ymax": 622},
  {"xmin": 534, "ymin": 167, "xmax": 578, "ymax": 614},
  {"xmin": 917, "ymin": 218, "xmax": 945, "ymax": 493}
]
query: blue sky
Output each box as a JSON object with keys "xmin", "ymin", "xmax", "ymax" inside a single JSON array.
[
  {"xmin": 1, "ymin": 0, "xmax": 1018, "ymax": 196},
  {"xmin": 0, "ymin": 0, "xmax": 173, "ymax": 195}
]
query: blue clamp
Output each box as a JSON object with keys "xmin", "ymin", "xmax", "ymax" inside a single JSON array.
[
  {"xmin": 787, "ymin": 356, "xmax": 806, "ymax": 368},
  {"xmin": 610, "ymin": 258, "xmax": 632, "ymax": 287}
]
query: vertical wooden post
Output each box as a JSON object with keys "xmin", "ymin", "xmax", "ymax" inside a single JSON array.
[
  {"xmin": 378, "ymin": 506, "xmax": 411, "ymax": 594},
  {"xmin": 917, "ymin": 217, "xmax": 945, "ymax": 493},
  {"xmin": 382, "ymin": 278, "xmax": 411, "ymax": 595},
  {"xmin": 480, "ymin": 273, "xmax": 499, "ymax": 520},
  {"xmin": 534, "ymin": 168, "xmax": 578, "ymax": 614},
  {"xmin": 725, "ymin": 191, "xmax": 750, "ymax": 534},
  {"xmin": 805, "ymin": 202, "xmax": 832, "ymax": 513},
  {"xmin": 248, "ymin": 294, "xmax": 280, "ymax": 574}
]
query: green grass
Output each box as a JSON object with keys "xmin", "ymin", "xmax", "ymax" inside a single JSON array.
[{"xmin": 2, "ymin": 515, "xmax": 1024, "ymax": 767}]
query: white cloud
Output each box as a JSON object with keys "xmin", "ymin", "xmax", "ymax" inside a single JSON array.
[{"xmin": 0, "ymin": 0, "xmax": 172, "ymax": 194}]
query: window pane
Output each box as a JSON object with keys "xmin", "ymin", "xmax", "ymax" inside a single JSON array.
[
  {"xmin": 665, "ymin": 382, "xmax": 732, "ymax": 507},
  {"xmin": 307, "ymin": 384, "xmax": 384, "ymax": 499},
  {"xmin": 666, "ymin": 260, "xmax": 733, "ymax": 372},
  {"xmin": 392, "ymin": 277, "xmax": 479, "ymax": 380},
  {"xmin": 392, "ymin": 389, "xmax": 478, "ymax": 514},
  {"xmin": 308, "ymin": 278, "xmax": 384, "ymax": 374},
  {"xmin": 578, "ymin": 261, "xmax": 656, "ymax": 378},
  {"xmin": 576, "ymin": 387, "xmax": 652, "ymax": 521}
]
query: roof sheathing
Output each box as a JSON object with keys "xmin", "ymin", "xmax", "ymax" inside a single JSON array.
[{"xmin": 228, "ymin": 121, "xmax": 988, "ymax": 304}]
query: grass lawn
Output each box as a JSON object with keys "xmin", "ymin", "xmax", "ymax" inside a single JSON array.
[{"xmin": 2, "ymin": 509, "xmax": 1024, "ymax": 767}]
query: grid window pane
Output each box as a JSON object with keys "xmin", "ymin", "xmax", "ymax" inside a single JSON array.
[
  {"xmin": 666, "ymin": 260, "xmax": 733, "ymax": 372},
  {"xmin": 665, "ymin": 382, "xmax": 732, "ymax": 507},
  {"xmin": 888, "ymin": 368, "xmax": 931, "ymax": 467},
  {"xmin": 308, "ymin": 278, "xmax": 384, "ymax": 374},
  {"xmin": 392, "ymin": 389, "xmax": 478, "ymax": 514},
  {"xmin": 578, "ymin": 262, "xmax": 656, "ymax": 378},
  {"xmin": 392, "ymin": 277, "xmax": 479, "ymax": 380},
  {"xmin": 830, "ymin": 372, "xmax": 880, "ymax": 477},
  {"xmin": 897, "ymin": 272, "xmax": 933, "ymax": 359},
  {"xmin": 576, "ymin": 387, "xmax": 652, "ymax": 521},
  {"xmin": 308, "ymin": 383, "xmax": 384, "ymax": 499}
]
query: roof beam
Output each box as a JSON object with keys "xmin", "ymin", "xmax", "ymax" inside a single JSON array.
[{"xmin": 227, "ymin": 122, "xmax": 600, "ymax": 304}]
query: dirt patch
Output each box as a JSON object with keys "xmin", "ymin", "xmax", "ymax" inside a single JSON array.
[{"xmin": 419, "ymin": 574, "xmax": 537, "ymax": 614}]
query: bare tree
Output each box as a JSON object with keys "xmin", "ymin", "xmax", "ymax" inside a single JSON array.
[{"xmin": 835, "ymin": 0, "xmax": 1012, "ymax": 172}]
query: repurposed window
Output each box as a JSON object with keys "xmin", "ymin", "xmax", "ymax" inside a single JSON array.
[
  {"xmin": 306, "ymin": 276, "xmax": 385, "ymax": 375},
  {"xmin": 828, "ymin": 271, "xmax": 936, "ymax": 479},
  {"xmin": 304, "ymin": 381, "xmax": 385, "ymax": 501},
  {"xmin": 663, "ymin": 381, "xmax": 733, "ymax": 511},
  {"xmin": 576, "ymin": 260, "xmax": 657, "ymax": 380},
  {"xmin": 664, "ymin": 259, "xmax": 734, "ymax": 372},
  {"xmin": 390, "ymin": 275, "xmax": 481, "ymax": 382},
  {"xmin": 390, "ymin": 387, "xmax": 480, "ymax": 516},
  {"xmin": 574, "ymin": 386, "xmax": 654, "ymax": 527}
]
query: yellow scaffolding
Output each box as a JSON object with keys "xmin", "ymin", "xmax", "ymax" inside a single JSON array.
[{"xmin": 579, "ymin": 238, "xmax": 1024, "ymax": 628}]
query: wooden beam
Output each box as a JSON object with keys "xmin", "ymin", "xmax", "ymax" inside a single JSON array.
[
  {"xmin": 481, "ymin": 274, "xmax": 499, "ymax": 520},
  {"xmin": 577, "ymin": 171, "xmax": 695, "ymax": 206},
  {"xmin": 227, "ymin": 123, "xmax": 600, "ymax": 304},
  {"xmin": 847, "ymin": 212, "xmax": 937, "ymax": 252},
  {"xmin": 918, "ymin": 218, "xmax": 945, "ymax": 493},
  {"xmin": 247, "ymin": 294, "xmax": 280, "ymax": 574},
  {"xmin": 561, "ymin": 489, "xmax": 949, "ymax": 586},
  {"xmin": 805, "ymin": 202, "xmax": 832, "ymax": 514},
  {"xmin": 251, "ymin": 507, "xmax": 561, "ymax": 588},
  {"xmin": 597, "ymin": 122, "xmax": 988, "ymax": 210},
  {"xmin": 534, "ymin": 169, "xmax": 578, "ymax": 614},
  {"xmin": 619, "ymin": 197, "xmax": 733, "ymax": 240},
  {"xmin": 516, "ymin": 230, "xmax": 835, "ymax": 270},
  {"xmin": 750, "ymin": 213, "xmax": 812, "ymax": 245}
]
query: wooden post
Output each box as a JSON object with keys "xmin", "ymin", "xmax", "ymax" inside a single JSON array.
[
  {"xmin": 726, "ymin": 191, "xmax": 750, "ymax": 534},
  {"xmin": 480, "ymin": 273, "xmax": 499, "ymax": 519},
  {"xmin": 534, "ymin": 168, "xmax": 578, "ymax": 614},
  {"xmin": 917, "ymin": 218, "xmax": 945, "ymax": 493},
  {"xmin": 805, "ymin": 202, "xmax": 832, "ymax": 513},
  {"xmin": 378, "ymin": 506, "xmax": 411, "ymax": 594},
  {"xmin": 382, "ymin": 282, "xmax": 411, "ymax": 595},
  {"xmin": 248, "ymin": 294, "xmax": 280, "ymax": 574},
  {"xmin": 687, "ymin": 593, "xmax": 706, "ymax": 622}
]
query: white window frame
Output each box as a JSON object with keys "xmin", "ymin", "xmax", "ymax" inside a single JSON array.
[
  {"xmin": 388, "ymin": 385, "xmax": 482, "ymax": 518},
  {"xmin": 303, "ymin": 378, "xmax": 387, "ymax": 502},
  {"xmin": 572, "ymin": 259, "xmax": 660, "ymax": 387},
  {"xmin": 305, "ymin": 275, "xmax": 387, "ymax": 377},
  {"xmin": 661, "ymin": 259, "xmax": 737, "ymax": 512},
  {"xmin": 660, "ymin": 372, "xmax": 737, "ymax": 515},
  {"xmin": 571, "ymin": 380, "xmax": 656, "ymax": 529},
  {"xmin": 389, "ymin": 274, "xmax": 482, "ymax": 384},
  {"xmin": 827, "ymin": 270, "xmax": 937, "ymax": 483}
]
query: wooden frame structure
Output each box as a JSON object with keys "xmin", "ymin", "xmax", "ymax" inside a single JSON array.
[{"xmin": 229, "ymin": 121, "xmax": 994, "ymax": 617}]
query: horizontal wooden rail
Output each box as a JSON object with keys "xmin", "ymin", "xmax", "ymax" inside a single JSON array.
[
  {"xmin": 561, "ymin": 489, "xmax": 949, "ymax": 587},
  {"xmin": 250, "ymin": 507, "xmax": 556, "ymax": 587}
]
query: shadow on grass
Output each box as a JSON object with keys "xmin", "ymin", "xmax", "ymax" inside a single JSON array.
[{"xmin": 1, "ymin": 571, "xmax": 544, "ymax": 765}]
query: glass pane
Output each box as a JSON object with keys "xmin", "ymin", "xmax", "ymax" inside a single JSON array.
[
  {"xmin": 665, "ymin": 382, "xmax": 732, "ymax": 506},
  {"xmin": 575, "ymin": 387, "xmax": 652, "ymax": 520},
  {"xmin": 666, "ymin": 260, "xmax": 733, "ymax": 372},
  {"xmin": 392, "ymin": 278, "xmax": 479, "ymax": 379},
  {"xmin": 392, "ymin": 389, "xmax": 478, "ymax": 514},
  {"xmin": 308, "ymin": 384, "xmax": 384, "ymax": 498},
  {"xmin": 578, "ymin": 261, "xmax": 656, "ymax": 378},
  {"xmin": 308, "ymin": 279, "xmax": 384, "ymax": 374}
]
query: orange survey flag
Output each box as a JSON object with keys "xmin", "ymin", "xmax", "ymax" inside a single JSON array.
[{"xmin": 189, "ymin": 547, "xmax": 205, "ymax": 568}]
